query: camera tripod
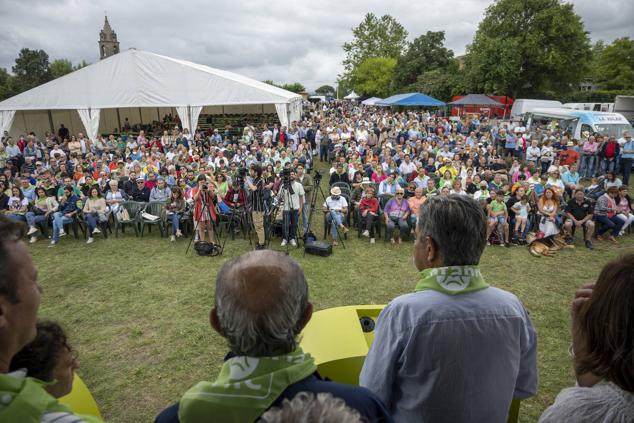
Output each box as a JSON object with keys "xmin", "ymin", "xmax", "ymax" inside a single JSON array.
[
  {"xmin": 218, "ymin": 186, "xmax": 253, "ymax": 254},
  {"xmin": 185, "ymin": 189, "xmax": 220, "ymax": 256},
  {"xmin": 303, "ymin": 173, "xmax": 345, "ymax": 252}
]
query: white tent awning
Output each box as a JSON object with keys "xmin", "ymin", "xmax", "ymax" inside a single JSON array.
[{"xmin": 0, "ymin": 49, "xmax": 302, "ymax": 138}]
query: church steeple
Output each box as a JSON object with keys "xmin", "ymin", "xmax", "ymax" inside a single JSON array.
[{"xmin": 99, "ymin": 15, "xmax": 120, "ymax": 60}]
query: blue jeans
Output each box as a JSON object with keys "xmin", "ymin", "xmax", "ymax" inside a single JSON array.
[
  {"xmin": 621, "ymin": 157, "xmax": 632, "ymax": 186},
  {"xmin": 52, "ymin": 212, "xmax": 74, "ymax": 242},
  {"xmin": 601, "ymin": 158, "xmax": 617, "ymax": 174},
  {"xmin": 6, "ymin": 213, "xmax": 26, "ymax": 223},
  {"xmin": 282, "ymin": 209, "xmax": 299, "ymax": 241},
  {"xmin": 25, "ymin": 212, "xmax": 47, "ymax": 228},
  {"xmin": 85, "ymin": 213, "xmax": 98, "ymax": 236},
  {"xmin": 386, "ymin": 216, "xmax": 408, "ymax": 240},
  {"xmin": 326, "ymin": 210, "xmax": 344, "ymax": 240},
  {"xmin": 595, "ymin": 215, "xmax": 624, "ymax": 237},
  {"xmin": 301, "ymin": 203, "xmax": 311, "ymax": 234},
  {"xmin": 579, "ymin": 155, "xmax": 595, "ymax": 178},
  {"xmin": 170, "ymin": 213, "xmax": 181, "ymax": 235}
]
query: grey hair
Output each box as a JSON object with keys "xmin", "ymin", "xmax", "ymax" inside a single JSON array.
[
  {"xmin": 215, "ymin": 251, "xmax": 309, "ymax": 357},
  {"xmin": 259, "ymin": 392, "xmax": 362, "ymax": 423},
  {"xmin": 417, "ymin": 195, "xmax": 486, "ymax": 266}
]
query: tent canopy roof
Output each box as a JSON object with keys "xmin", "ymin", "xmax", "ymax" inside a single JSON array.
[
  {"xmin": 344, "ymin": 91, "xmax": 360, "ymax": 100},
  {"xmin": 0, "ymin": 49, "xmax": 302, "ymax": 111},
  {"xmin": 449, "ymin": 94, "xmax": 503, "ymax": 106},
  {"xmin": 377, "ymin": 92, "xmax": 445, "ymax": 107},
  {"xmin": 361, "ymin": 97, "xmax": 382, "ymax": 105}
]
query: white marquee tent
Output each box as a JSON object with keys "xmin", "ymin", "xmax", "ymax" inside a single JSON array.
[
  {"xmin": 0, "ymin": 48, "xmax": 303, "ymax": 140},
  {"xmin": 361, "ymin": 97, "xmax": 382, "ymax": 106},
  {"xmin": 343, "ymin": 91, "xmax": 360, "ymax": 100}
]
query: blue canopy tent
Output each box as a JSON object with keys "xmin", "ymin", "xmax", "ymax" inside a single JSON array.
[{"xmin": 377, "ymin": 92, "xmax": 445, "ymax": 107}]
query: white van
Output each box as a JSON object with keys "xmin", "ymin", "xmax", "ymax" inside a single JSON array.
[
  {"xmin": 510, "ymin": 99, "xmax": 563, "ymax": 120},
  {"xmin": 525, "ymin": 108, "xmax": 634, "ymax": 139},
  {"xmin": 563, "ymin": 103, "xmax": 614, "ymax": 112}
]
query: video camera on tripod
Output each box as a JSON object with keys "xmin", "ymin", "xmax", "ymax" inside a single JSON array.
[{"xmin": 280, "ymin": 168, "xmax": 294, "ymax": 194}]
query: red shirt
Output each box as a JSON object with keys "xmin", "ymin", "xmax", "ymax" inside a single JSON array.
[
  {"xmin": 559, "ymin": 149, "xmax": 579, "ymax": 166},
  {"xmin": 359, "ymin": 197, "xmax": 379, "ymax": 214}
]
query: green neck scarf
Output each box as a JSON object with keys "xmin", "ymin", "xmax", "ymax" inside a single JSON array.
[
  {"xmin": 179, "ymin": 348, "xmax": 317, "ymax": 423},
  {"xmin": 415, "ymin": 265, "xmax": 489, "ymax": 295},
  {"xmin": 0, "ymin": 371, "xmax": 102, "ymax": 423}
]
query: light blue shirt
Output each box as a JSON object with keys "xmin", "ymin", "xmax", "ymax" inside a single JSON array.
[
  {"xmin": 622, "ymin": 140, "xmax": 634, "ymax": 159},
  {"xmin": 562, "ymin": 171, "xmax": 580, "ymax": 186},
  {"xmin": 360, "ymin": 286, "xmax": 538, "ymax": 423}
]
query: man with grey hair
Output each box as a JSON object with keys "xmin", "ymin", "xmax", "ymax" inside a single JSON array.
[
  {"xmin": 155, "ymin": 250, "xmax": 391, "ymax": 423},
  {"xmin": 360, "ymin": 195, "xmax": 537, "ymax": 423}
]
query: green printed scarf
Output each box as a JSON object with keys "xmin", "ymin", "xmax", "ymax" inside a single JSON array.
[
  {"xmin": 0, "ymin": 371, "xmax": 103, "ymax": 423},
  {"xmin": 415, "ymin": 265, "xmax": 489, "ymax": 295},
  {"xmin": 179, "ymin": 348, "xmax": 317, "ymax": 423}
]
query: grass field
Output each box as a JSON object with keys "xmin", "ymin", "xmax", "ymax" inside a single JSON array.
[{"xmin": 30, "ymin": 177, "xmax": 634, "ymax": 423}]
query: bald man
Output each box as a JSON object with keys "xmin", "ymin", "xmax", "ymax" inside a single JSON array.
[{"xmin": 155, "ymin": 250, "xmax": 392, "ymax": 423}]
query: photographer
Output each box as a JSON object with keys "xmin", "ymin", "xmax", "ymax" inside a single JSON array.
[
  {"xmin": 279, "ymin": 168, "xmax": 304, "ymax": 247},
  {"xmin": 193, "ymin": 174, "xmax": 217, "ymax": 244},
  {"xmin": 247, "ymin": 164, "xmax": 266, "ymax": 249},
  {"xmin": 296, "ymin": 164, "xmax": 313, "ymax": 234}
]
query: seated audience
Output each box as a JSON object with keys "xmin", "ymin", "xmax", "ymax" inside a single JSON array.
[
  {"xmin": 383, "ymin": 188, "xmax": 410, "ymax": 244},
  {"xmin": 359, "ymin": 186, "xmax": 379, "ymax": 244},
  {"xmin": 563, "ymin": 189, "xmax": 595, "ymax": 249}
]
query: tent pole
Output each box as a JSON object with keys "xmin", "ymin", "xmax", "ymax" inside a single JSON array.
[
  {"xmin": 139, "ymin": 107, "xmax": 143, "ymax": 126},
  {"xmin": 116, "ymin": 108, "xmax": 122, "ymax": 133},
  {"xmin": 47, "ymin": 110, "xmax": 54, "ymax": 134},
  {"xmin": 156, "ymin": 107, "xmax": 160, "ymax": 122}
]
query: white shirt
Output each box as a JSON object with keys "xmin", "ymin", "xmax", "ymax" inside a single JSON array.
[{"xmin": 323, "ymin": 196, "xmax": 348, "ymax": 211}]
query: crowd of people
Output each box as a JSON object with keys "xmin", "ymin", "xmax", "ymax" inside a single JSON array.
[
  {"xmin": 1, "ymin": 194, "xmax": 632, "ymax": 422},
  {"xmin": 1, "ymin": 101, "xmax": 632, "ymax": 252}
]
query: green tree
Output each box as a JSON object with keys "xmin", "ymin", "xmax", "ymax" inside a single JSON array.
[
  {"xmin": 412, "ymin": 60, "xmax": 468, "ymax": 101},
  {"xmin": 73, "ymin": 60, "xmax": 90, "ymax": 71},
  {"xmin": 49, "ymin": 58, "xmax": 73, "ymax": 79},
  {"xmin": 465, "ymin": 0, "xmax": 591, "ymax": 98},
  {"xmin": 341, "ymin": 13, "xmax": 407, "ymax": 85},
  {"xmin": 352, "ymin": 57, "xmax": 397, "ymax": 98},
  {"xmin": 281, "ymin": 82, "xmax": 306, "ymax": 93},
  {"xmin": 12, "ymin": 48, "xmax": 52, "ymax": 93},
  {"xmin": 392, "ymin": 31, "xmax": 454, "ymax": 89},
  {"xmin": 0, "ymin": 68, "xmax": 14, "ymax": 100},
  {"xmin": 592, "ymin": 37, "xmax": 634, "ymax": 90},
  {"xmin": 315, "ymin": 85, "xmax": 336, "ymax": 96}
]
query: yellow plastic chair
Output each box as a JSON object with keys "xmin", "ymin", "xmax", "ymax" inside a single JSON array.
[
  {"xmin": 300, "ymin": 305, "xmax": 520, "ymax": 423},
  {"xmin": 59, "ymin": 373, "xmax": 102, "ymax": 419}
]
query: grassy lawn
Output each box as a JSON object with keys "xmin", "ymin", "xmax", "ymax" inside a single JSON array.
[{"xmin": 30, "ymin": 177, "xmax": 634, "ymax": 422}]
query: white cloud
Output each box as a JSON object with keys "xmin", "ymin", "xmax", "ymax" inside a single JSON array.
[{"xmin": 0, "ymin": 0, "xmax": 631, "ymax": 91}]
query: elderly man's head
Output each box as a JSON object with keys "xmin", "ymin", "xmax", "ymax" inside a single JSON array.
[
  {"xmin": 414, "ymin": 195, "xmax": 486, "ymax": 270},
  {"xmin": 212, "ymin": 251, "xmax": 311, "ymax": 357}
]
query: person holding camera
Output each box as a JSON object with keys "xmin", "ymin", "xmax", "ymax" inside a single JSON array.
[
  {"xmin": 247, "ymin": 164, "xmax": 267, "ymax": 249},
  {"xmin": 296, "ymin": 164, "xmax": 313, "ymax": 234},
  {"xmin": 193, "ymin": 174, "xmax": 217, "ymax": 244},
  {"xmin": 279, "ymin": 169, "xmax": 304, "ymax": 247}
]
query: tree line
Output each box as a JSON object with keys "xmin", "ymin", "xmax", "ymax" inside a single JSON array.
[
  {"xmin": 339, "ymin": 0, "xmax": 634, "ymax": 102},
  {"xmin": 0, "ymin": 48, "xmax": 89, "ymax": 101}
]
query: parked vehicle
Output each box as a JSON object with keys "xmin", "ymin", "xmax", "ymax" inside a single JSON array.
[
  {"xmin": 563, "ymin": 102, "xmax": 614, "ymax": 112},
  {"xmin": 525, "ymin": 108, "xmax": 634, "ymax": 139},
  {"xmin": 614, "ymin": 95, "xmax": 634, "ymax": 123},
  {"xmin": 510, "ymin": 99, "xmax": 562, "ymax": 120}
]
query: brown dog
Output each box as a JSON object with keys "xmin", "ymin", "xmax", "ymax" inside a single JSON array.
[{"xmin": 527, "ymin": 233, "xmax": 575, "ymax": 258}]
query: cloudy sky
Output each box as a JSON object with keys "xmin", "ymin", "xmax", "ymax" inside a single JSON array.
[{"xmin": 0, "ymin": 0, "xmax": 632, "ymax": 91}]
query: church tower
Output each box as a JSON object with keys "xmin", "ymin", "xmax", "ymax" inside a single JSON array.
[{"xmin": 98, "ymin": 16, "xmax": 120, "ymax": 60}]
